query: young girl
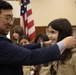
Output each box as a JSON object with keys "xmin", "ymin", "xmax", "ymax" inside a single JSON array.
[
  {"xmin": 19, "ymin": 35, "xmax": 35, "ymax": 75},
  {"xmin": 33, "ymin": 33, "xmax": 51, "ymax": 75},
  {"xmin": 12, "ymin": 25, "xmax": 24, "ymax": 45},
  {"xmin": 48, "ymin": 18, "xmax": 76, "ymax": 75}
]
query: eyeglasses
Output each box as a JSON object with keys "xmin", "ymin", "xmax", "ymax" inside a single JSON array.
[{"xmin": 0, "ymin": 16, "xmax": 15, "ymax": 23}]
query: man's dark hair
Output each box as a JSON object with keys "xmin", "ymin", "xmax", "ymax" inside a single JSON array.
[{"xmin": 0, "ymin": 0, "xmax": 13, "ymax": 13}]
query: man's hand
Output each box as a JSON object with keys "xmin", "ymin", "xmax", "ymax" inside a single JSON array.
[
  {"xmin": 62, "ymin": 36, "xmax": 76, "ymax": 49},
  {"xmin": 42, "ymin": 40, "xmax": 53, "ymax": 47}
]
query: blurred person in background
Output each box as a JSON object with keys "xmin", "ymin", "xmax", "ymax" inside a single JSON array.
[{"xmin": 12, "ymin": 25, "xmax": 24, "ymax": 45}]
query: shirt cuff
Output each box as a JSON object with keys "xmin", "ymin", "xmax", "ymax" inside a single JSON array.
[
  {"xmin": 57, "ymin": 41, "xmax": 66, "ymax": 52},
  {"xmin": 41, "ymin": 42, "xmax": 46, "ymax": 47},
  {"xmin": 41, "ymin": 42, "xmax": 43, "ymax": 47}
]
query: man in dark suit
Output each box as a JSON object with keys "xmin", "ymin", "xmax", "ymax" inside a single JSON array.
[{"xmin": 0, "ymin": 0, "xmax": 76, "ymax": 75}]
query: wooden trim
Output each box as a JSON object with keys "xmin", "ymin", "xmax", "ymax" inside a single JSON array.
[{"xmin": 72, "ymin": 25, "xmax": 76, "ymax": 29}]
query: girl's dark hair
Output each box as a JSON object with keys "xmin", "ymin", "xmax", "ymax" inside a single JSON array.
[
  {"xmin": 48, "ymin": 18, "xmax": 73, "ymax": 64},
  {"xmin": 12, "ymin": 25, "xmax": 24, "ymax": 37},
  {"xmin": 19, "ymin": 35, "xmax": 30, "ymax": 43},
  {"xmin": 34, "ymin": 33, "xmax": 49, "ymax": 43},
  {"xmin": 0, "ymin": 0, "xmax": 13, "ymax": 13}
]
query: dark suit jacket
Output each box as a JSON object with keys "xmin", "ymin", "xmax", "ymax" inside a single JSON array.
[{"xmin": 0, "ymin": 34, "xmax": 61, "ymax": 75}]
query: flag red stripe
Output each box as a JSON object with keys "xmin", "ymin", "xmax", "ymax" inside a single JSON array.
[
  {"xmin": 28, "ymin": 20, "xmax": 34, "ymax": 29},
  {"xmin": 29, "ymin": 31, "xmax": 36, "ymax": 40},
  {"xmin": 27, "ymin": 9, "xmax": 32, "ymax": 17}
]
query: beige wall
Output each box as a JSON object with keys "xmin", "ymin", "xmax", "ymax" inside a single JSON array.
[{"xmin": 7, "ymin": 0, "xmax": 76, "ymax": 26}]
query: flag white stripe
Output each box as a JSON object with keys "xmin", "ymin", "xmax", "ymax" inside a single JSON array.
[
  {"xmin": 29, "ymin": 26, "xmax": 35, "ymax": 35},
  {"xmin": 27, "ymin": 3, "xmax": 32, "ymax": 11}
]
